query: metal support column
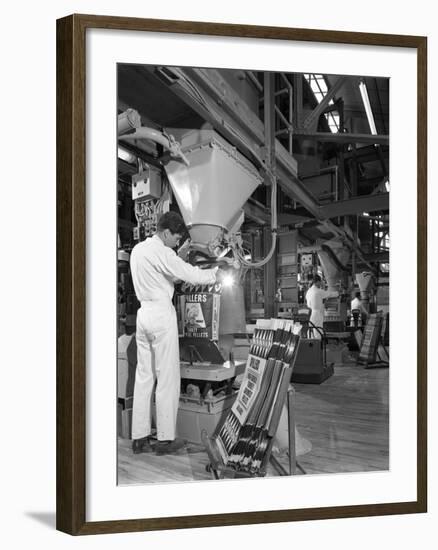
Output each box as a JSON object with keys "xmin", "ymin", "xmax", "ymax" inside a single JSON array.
[
  {"xmin": 292, "ymin": 74, "xmax": 303, "ymax": 130},
  {"xmin": 287, "ymin": 387, "xmax": 297, "ymax": 475},
  {"xmin": 338, "ymin": 99, "xmax": 346, "ymax": 227},
  {"xmin": 263, "ymin": 227, "xmax": 276, "ymax": 317},
  {"xmin": 263, "ymin": 73, "xmax": 277, "ymax": 318}
]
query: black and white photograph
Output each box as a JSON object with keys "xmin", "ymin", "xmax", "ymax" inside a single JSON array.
[
  {"xmin": 116, "ymin": 65, "xmax": 390, "ymax": 485},
  {"xmin": 2, "ymin": 0, "xmax": 435, "ymax": 544}
]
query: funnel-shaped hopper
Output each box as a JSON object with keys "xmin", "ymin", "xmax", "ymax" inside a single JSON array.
[
  {"xmin": 355, "ymin": 271, "xmax": 374, "ymax": 311},
  {"xmin": 165, "ymin": 131, "xmax": 262, "ymax": 254},
  {"xmin": 317, "ymin": 242, "xmax": 350, "ymax": 290},
  {"xmin": 356, "ymin": 271, "xmax": 373, "ymax": 293}
]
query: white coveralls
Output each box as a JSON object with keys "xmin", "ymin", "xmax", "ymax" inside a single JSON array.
[
  {"xmin": 130, "ymin": 235, "xmax": 217, "ymax": 441},
  {"xmin": 351, "ymin": 297, "xmax": 367, "ymax": 315},
  {"xmin": 350, "ymin": 296, "xmax": 367, "ymax": 327},
  {"xmin": 305, "ymin": 284, "xmax": 338, "ymax": 338}
]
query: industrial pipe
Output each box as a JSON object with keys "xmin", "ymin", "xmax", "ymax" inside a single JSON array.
[
  {"xmin": 235, "ymin": 72, "xmax": 278, "ymax": 269},
  {"xmin": 119, "ymin": 124, "xmax": 190, "ymax": 166},
  {"xmin": 117, "ymin": 108, "xmax": 142, "ymax": 135}
]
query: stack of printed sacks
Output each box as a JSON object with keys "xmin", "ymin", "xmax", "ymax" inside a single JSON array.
[{"xmin": 214, "ymin": 319, "xmax": 304, "ymax": 475}]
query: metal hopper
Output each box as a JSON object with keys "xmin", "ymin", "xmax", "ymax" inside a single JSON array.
[
  {"xmin": 355, "ymin": 271, "xmax": 374, "ymax": 311},
  {"xmin": 317, "ymin": 240, "xmax": 350, "ymax": 291},
  {"xmin": 164, "ymin": 130, "xmax": 262, "ymax": 256}
]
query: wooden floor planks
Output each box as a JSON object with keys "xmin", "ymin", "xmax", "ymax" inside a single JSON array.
[
  {"xmin": 293, "ymin": 365, "xmax": 389, "ymax": 475},
  {"xmin": 117, "ymin": 364, "xmax": 389, "ymax": 484}
]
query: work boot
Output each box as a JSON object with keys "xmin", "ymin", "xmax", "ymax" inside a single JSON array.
[
  {"xmin": 132, "ymin": 436, "xmax": 152, "ymax": 454},
  {"xmin": 155, "ymin": 438, "xmax": 186, "ymax": 455}
]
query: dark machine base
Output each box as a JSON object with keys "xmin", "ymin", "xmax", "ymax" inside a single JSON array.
[
  {"xmin": 290, "ymin": 338, "xmax": 334, "ymax": 384},
  {"xmin": 291, "ymin": 363, "xmax": 334, "ymax": 384}
]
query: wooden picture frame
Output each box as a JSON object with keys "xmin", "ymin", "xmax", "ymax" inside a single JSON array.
[{"xmin": 56, "ymin": 13, "xmax": 427, "ymax": 535}]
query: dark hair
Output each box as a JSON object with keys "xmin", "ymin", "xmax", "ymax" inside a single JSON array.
[
  {"xmin": 313, "ymin": 274, "xmax": 322, "ymax": 283},
  {"xmin": 355, "ymin": 291, "xmax": 361, "ymax": 299},
  {"xmin": 157, "ymin": 211, "xmax": 186, "ymax": 234}
]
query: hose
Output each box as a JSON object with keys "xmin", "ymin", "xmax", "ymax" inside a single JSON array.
[
  {"xmin": 236, "ymin": 170, "xmax": 278, "ymax": 268},
  {"xmin": 119, "ymin": 126, "xmax": 190, "ymax": 166}
]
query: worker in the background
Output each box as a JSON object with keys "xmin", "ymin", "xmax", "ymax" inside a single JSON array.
[
  {"xmin": 350, "ymin": 291, "xmax": 368, "ymax": 327},
  {"xmin": 305, "ymin": 274, "xmax": 339, "ymax": 338},
  {"xmin": 351, "ymin": 291, "xmax": 367, "ymax": 315},
  {"xmin": 130, "ymin": 212, "xmax": 218, "ymax": 456}
]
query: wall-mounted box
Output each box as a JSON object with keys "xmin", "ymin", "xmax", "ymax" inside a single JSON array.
[{"xmin": 132, "ymin": 165, "xmax": 162, "ymax": 200}]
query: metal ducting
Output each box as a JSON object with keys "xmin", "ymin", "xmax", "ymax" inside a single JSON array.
[
  {"xmin": 355, "ymin": 271, "xmax": 374, "ymax": 311},
  {"xmin": 317, "ymin": 241, "xmax": 350, "ymax": 291},
  {"xmin": 356, "ymin": 271, "xmax": 374, "ymax": 293}
]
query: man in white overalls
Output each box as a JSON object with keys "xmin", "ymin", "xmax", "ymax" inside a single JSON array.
[
  {"xmin": 305, "ymin": 274, "xmax": 338, "ymax": 338},
  {"xmin": 129, "ymin": 212, "xmax": 218, "ymax": 455}
]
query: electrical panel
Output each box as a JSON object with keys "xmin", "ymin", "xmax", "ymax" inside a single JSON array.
[{"xmin": 131, "ymin": 165, "xmax": 162, "ymax": 201}]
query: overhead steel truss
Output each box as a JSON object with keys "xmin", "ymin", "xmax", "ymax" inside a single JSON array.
[
  {"xmin": 319, "ymin": 193, "xmax": 389, "ymax": 218},
  {"xmin": 144, "ymin": 66, "xmax": 381, "ymax": 270}
]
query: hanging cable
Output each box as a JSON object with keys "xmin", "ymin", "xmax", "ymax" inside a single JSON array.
[{"xmin": 235, "ymin": 169, "xmax": 278, "ymax": 268}]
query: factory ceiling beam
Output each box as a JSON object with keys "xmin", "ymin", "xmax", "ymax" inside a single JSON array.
[
  {"xmin": 149, "ymin": 66, "xmax": 374, "ymax": 267},
  {"xmin": 276, "ymin": 165, "xmax": 320, "ymax": 216},
  {"xmin": 184, "ymin": 68, "xmax": 265, "ymax": 145},
  {"xmin": 243, "ymin": 200, "xmax": 313, "ymax": 227},
  {"xmin": 277, "ymin": 213, "xmax": 314, "ymax": 226},
  {"xmin": 344, "ymin": 145, "xmax": 389, "ymax": 163},
  {"xmin": 362, "ymin": 251, "xmax": 389, "ymax": 263},
  {"xmin": 150, "ymin": 66, "xmax": 323, "ymax": 216},
  {"xmin": 153, "ymin": 66, "xmax": 263, "ymax": 165},
  {"xmin": 243, "ymin": 199, "xmax": 270, "ymax": 225},
  {"xmin": 302, "ymin": 77, "xmax": 347, "ymax": 131},
  {"xmin": 318, "ymin": 192, "xmax": 389, "ymax": 218},
  {"xmin": 293, "ymin": 131, "xmax": 389, "ymax": 145}
]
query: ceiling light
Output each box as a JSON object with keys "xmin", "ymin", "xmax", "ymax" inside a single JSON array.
[{"xmin": 359, "ymin": 79, "xmax": 378, "ymax": 136}]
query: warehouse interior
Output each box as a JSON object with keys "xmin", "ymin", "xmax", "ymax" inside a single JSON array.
[{"xmin": 117, "ymin": 65, "xmax": 389, "ymax": 483}]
